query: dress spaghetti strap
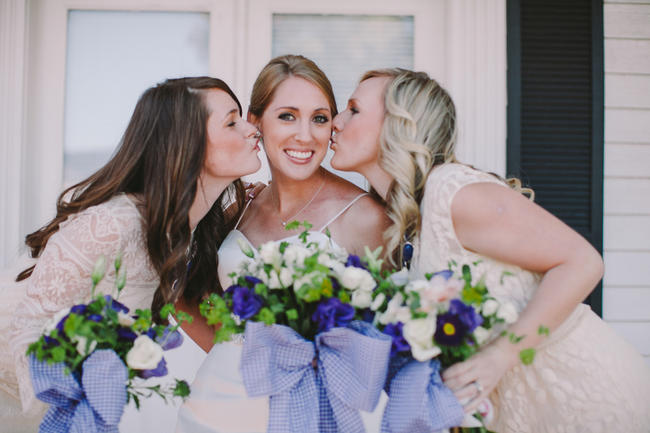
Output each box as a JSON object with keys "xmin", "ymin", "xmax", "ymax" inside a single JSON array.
[
  {"xmin": 317, "ymin": 193, "xmax": 368, "ymax": 232},
  {"xmin": 234, "ymin": 199, "xmax": 254, "ymax": 230}
]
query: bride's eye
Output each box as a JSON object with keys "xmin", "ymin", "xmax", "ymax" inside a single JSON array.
[
  {"xmin": 278, "ymin": 112, "xmax": 295, "ymax": 121},
  {"xmin": 350, "ymin": 106, "xmax": 359, "ymax": 115},
  {"xmin": 313, "ymin": 114, "xmax": 329, "ymax": 124}
]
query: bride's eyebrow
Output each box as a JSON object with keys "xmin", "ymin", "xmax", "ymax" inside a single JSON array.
[{"xmin": 222, "ymin": 108, "xmax": 238, "ymax": 120}]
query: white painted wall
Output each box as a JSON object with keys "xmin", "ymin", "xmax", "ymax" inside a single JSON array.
[{"xmin": 603, "ymin": 0, "xmax": 650, "ymax": 366}]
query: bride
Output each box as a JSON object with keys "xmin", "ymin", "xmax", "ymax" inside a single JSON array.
[
  {"xmin": 0, "ymin": 77, "xmax": 261, "ymax": 432},
  {"xmin": 175, "ymin": 55, "xmax": 390, "ymax": 433}
]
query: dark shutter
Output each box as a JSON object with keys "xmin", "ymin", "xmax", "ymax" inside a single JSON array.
[{"xmin": 507, "ymin": 0, "xmax": 604, "ymax": 315}]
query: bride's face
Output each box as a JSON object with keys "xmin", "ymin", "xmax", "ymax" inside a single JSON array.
[
  {"xmin": 330, "ymin": 76, "xmax": 389, "ymax": 174},
  {"xmin": 253, "ymin": 76, "xmax": 332, "ymax": 181}
]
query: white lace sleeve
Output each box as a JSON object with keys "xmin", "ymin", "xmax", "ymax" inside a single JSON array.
[{"xmin": 9, "ymin": 202, "xmax": 129, "ymax": 413}]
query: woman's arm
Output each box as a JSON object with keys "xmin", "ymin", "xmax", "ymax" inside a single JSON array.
[{"xmin": 441, "ymin": 182, "xmax": 603, "ymax": 411}]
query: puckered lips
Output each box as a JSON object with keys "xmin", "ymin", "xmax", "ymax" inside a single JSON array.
[{"xmin": 284, "ymin": 148, "xmax": 315, "ymax": 164}]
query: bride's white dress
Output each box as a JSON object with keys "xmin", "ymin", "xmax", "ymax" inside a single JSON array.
[
  {"xmin": 176, "ymin": 194, "xmax": 387, "ymax": 433},
  {"xmin": 411, "ymin": 163, "xmax": 650, "ymax": 433},
  {"xmin": 0, "ymin": 194, "xmax": 206, "ymax": 432}
]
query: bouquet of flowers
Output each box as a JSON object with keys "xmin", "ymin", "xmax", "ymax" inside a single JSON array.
[
  {"xmin": 200, "ymin": 221, "xmax": 392, "ymax": 433},
  {"xmin": 27, "ymin": 255, "xmax": 191, "ymax": 433},
  {"xmin": 370, "ymin": 262, "xmax": 524, "ymax": 431}
]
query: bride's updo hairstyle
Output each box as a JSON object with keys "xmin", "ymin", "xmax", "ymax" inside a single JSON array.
[
  {"xmin": 361, "ymin": 68, "xmax": 457, "ymax": 265},
  {"xmin": 249, "ymin": 54, "xmax": 337, "ymax": 121},
  {"xmin": 18, "ymin": 77, "xmax": 246, "ymax": 318}
]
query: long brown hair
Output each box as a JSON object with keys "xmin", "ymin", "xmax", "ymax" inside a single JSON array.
[{"xmin": 18, "ymin": 77, "xmax": 246, "ymax": 316}]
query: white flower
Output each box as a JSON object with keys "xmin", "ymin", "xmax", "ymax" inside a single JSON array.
[
  {"xmin": 279, "ymin": 267, "xmax": 293, "ymax": 288},
  {"xmin": 43, "ymin": 307, "xmax": 71, "ymax": 334},
  {"xmin": 388, "ymin": 268, "xmax": 410, "ymax": 286},
  {"xmin": 378, "ymin": 293, "xmax": 411, "ymax": 325},
  {"xmin": 497, "ymin": 302, "xmax": 518, "ymax": 324},
  {"xmin": 405, "ymin": 279, "xmax": 430, "ymax": 294},
  {"xmin": 341, "ymin": 267, "xmax": 375, "ymax": 292},
  {"xmin": 118, "ymin": 311, "xmax": 135, "ymax": 327},
  {"xmin": 259, "ymin": 241, "xmax": 282, "ymax": 268},
  {"xmin": 481, "ymin": 299, "xmax": 499, "ymax": 316},
  {"xmin": 370, "ymin": 293, "xmax": 386, "ymax": 311},
  {"xmin": 403, "ymin": 317, "xmax": 440, "ymax": 362},
  {"xmin": 236, "ymin": 237, "xmax": 254, "ymax": 258},
  {"xmin": 284, "ymin": 244, "xmax": 310, "ymax": 268},
  {"xmin": 267, "ymin": 270, "xmax": 282, "ymax": 289},
  {"xmin": 473, "ymin": 326, "xmax": 490, "ymax": 345},
  {"xmin": 351, "ymin": 290, "xmax": 373, "ymax": 309},
  {"xmin": 74, "ymin": 336, "xmax": 98, "ymax": 356},
  {"xmin": 294, "ymin": 271, "xmax": 320, "ymax": 292},
  {"xmin": 126, "ymin": 335, "xmax": 164, "ymax": 370}
]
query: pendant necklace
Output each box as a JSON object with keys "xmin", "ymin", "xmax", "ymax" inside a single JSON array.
[{"xmin": 273, "ymin": 178, "xmax": 326, "ymax": 227}]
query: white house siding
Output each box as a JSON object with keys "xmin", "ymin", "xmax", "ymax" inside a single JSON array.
[{"xmin": 603, "ymin": 0, "xmax": 650, "ymax": 367}]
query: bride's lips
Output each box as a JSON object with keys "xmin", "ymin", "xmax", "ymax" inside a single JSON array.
[{"xmin": 284, "ymin": 149, "xmax": 314, "ymax": 164}]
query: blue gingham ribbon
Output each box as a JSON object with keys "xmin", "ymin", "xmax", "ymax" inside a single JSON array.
[
  {"xmin": 240, "ymin": 320, "xmax": 392, "ymax": 433},
  {"xmin": 29, "ymin": 349, "xmax": 127, "ymax": 433},
  {"xmin": 381, "ymin": 356, "xmax": 464, "ymax": 433}
]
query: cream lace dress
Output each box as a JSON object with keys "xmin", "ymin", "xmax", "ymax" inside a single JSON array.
[
  {"xmin": 0, "ymin": 194, "xmax": 206, "ymax": 432},
  {"xmin": 410, "ymin": 163, "xmax": 650, "ymax": 433}
]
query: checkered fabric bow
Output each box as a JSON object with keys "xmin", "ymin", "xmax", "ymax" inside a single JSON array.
[
  {"xmin": 29, "ymin": 349, "xmax": 128, "ymax": 433},
  {"xmin": 381, "ymin": 356, "xmax": 465, "ymax": 433},
  {"xmin": 241, "ymin": 320, "xmax": 392, "ymax": 433}
]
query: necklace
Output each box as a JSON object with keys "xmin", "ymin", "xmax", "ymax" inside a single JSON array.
[{"xmin": 272, "ymin": 178, "xmax": 326, "ymax": 227}]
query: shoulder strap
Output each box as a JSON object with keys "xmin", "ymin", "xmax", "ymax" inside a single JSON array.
[
  {"xmin": 317, "ymin": 193, "xmax": 368, "ymax": 232},
  {"xmin": 234, "ymin": 198, "xmax": 254, "ymax": 230}
]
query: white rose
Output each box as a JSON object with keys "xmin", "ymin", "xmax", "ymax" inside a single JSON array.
[
  {"xmin": 497, "ymin": 302, "xmax": 518, "ymax": 324},
  {"xmin": 74, "ymin": 336, "xmax": 98, "ymax": 356},
  {"xmin": 284, "ymin": 244, "xmax": 310, "ymax": 268},
  {"xmin": 118, "ymin": 311, "xmax": 135, "ymax": 327},
  {"xmin": 279, "ymin": 267, "xmax": 294, "ymax": 288},
  {"xmin": 379, "ymin": 293, "xmax": 412, "ymax": 325},
  {"xmin": 402, "ymin": 317, "xmax": 440, "ymax": 362},
  {"xmin": 259, "ymin": 242, "xmax": 282, "ymax": 268},
  {"xmin": 481, "ymin": 299, "xmax": 499, "ymax": 316},
  {"xmin": 341, "ymin": 267, "xmax": 375, "ymax": 292},
  {"xmin": 267, "ymin": 270, "xmax": 282, "ymax": 289},
  {"xmin": 44, "ymin": 307, "xmax": 71, "ymax": 334},
  {"xmin": 351, "ymin": 290, "xmax": 373, "ymax": 309},
  {"xmin": 370, "ymin": 292, "xmax": 386, "ymax": 311},
  {"xmin": 126, "ymin": 335, "xmax": 164, "ymax": 370},
  {"xmin": 473, "ymin": 326, "xmax": 490, "ymax": 345}
]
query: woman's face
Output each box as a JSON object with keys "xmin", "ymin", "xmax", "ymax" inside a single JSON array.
[
  {"xmin": 202, "ymin": 89, "xmax": 261, "ymax": 183},
  {"xmin": 253, "ymin": 76, "xmax": 333, "ymax": 181},
  {"xmin": 330, "ymin": 76, "xmax": 390, "ymax": 174}
]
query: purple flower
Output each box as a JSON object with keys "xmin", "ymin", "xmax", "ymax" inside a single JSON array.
[
  {"xmin": 228, "ymin": 285, "xmax": 263, "ymax": 320},
  {"xmin": 361, "ymin": 308, "xmax": 375, "ymax": 323},
  {"xmin": 44, "ymin": 335, "xmax": 59, "ymax": 347},
  {"xmin": 383, "ymin": 322, "xmax": 411, "ymax": 357},
  {"xmin": 244, "ymin": 276, "xmax": 263, "ymax": 286},
  {"xmin": 345, "ymin": 255, "xmax": 366, "ymax": 269},
  {"xmin": 55, "ymin": 314, "xmax": 70, "ymax": 333},
  {"xmin": 312, "ymin": 297, "xmax": 355, "ymax": 333},
  {"xmin": 104, "ymin": 295, "xmax": 129, "ymax": 313},
  {"xmin": 87, "ymin": 314, "xmax": 103, "ymax": 322},
  {"xmin": 70, "ymin": 304, "xmax": 87, "ymax": 315},
  {"xmin": 139, "ymin": 358, "xmax": 168, "ymax": 378},
  {"xmin": 431, "ymin": 269, "xmax": 454, "ymax": 280},
  {"xmin": 448, "ymin": 299, "xmax": 483, "ymax": 332},
  {"xmin": 145, "ymin": 328, "xmax": 157, "ymax": 340},
  {"xmin": 117, "ymin": 327, "xmax": 138, "ymax": 341},
  {"xmin": 157, "ymin": 328, "xmax": 184, "ymax": 350},
  {"xmin": 435, "ymin": 312, "xmax": 467, "ymax": 346}
]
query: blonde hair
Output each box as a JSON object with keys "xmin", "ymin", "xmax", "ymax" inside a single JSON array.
[
  {"xmin": 249, "ymin": 54, "xmax": 337, "ymax": 118},
  {"xmin": 363, "ymin": 69, "xmax": 531, "ymax": 266}
]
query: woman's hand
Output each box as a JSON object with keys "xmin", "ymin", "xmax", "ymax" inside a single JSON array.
[{"xmin": 442, "ymin": 337, "xmax": 519, "ymax": 413}]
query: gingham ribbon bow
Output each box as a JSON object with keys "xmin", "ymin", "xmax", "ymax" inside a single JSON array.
[
  {"xmin": 29, "ymin": 349, "xmax": 127, "ymax": 433},
  {"xmin": 381, "ymin": 357, "xmax": 465, "ymax": 433},
  {"xmin": 241, "ymin": 320, "xmax": 392, "ymax": 433}
]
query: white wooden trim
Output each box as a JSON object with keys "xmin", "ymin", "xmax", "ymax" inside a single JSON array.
[{"xmin": 0, "ymin": 0, "xmax": 28, "ymax": 267}]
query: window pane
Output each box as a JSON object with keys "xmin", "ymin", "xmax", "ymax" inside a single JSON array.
[
  {"xmin": 64, "ymin": 11, "xmax": 209, "ymax": 185},
  {"xmin": 272, "ymin": 14, "xmax": 414, "ymax": 188}
]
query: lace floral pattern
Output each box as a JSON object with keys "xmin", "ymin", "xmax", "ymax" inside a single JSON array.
[
  {"xmin": 4, "ymin": 194, "xmax": 158, "ymax": 414},
  {"xmin": 410, "ymin": 163, "xmax": 650, "ymax": 432}
]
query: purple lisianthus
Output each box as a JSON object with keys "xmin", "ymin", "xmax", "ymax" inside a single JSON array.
[
  {"xmin": 228, "ymin": 285, "xmax": 263, "ymax": 320},
  {"xmin": 44, "ymin": 335, "xmax": 59, "ymax": 347},
  {"xmin": 87, "ymin": 314, "xmax": 103, "ymax": 322},
  {"xmin": 361, "ymin": 308, "xmax": 375, "ymax": 323},
  {"xmin": 157, "ymin": 328, "xmax": 183, "ymax": 351},
  {"xmin": 55, "ymin": 314, "xmax": 70, "ymax": 333},
  {"xmin": 70, "ymin": 304, "xmax": 87, "ymax": 315},
  {"xmin": 383, "ymin": 322, "xmax": 411, "ymax": 357},
  {"xmin": 435, "ymin": 312, "xmax": 467, "ymax": 346},
  {"xmin": 345, "ymin": 255, "xmax": 366, "ymax": 269},
  {"xmin": 448, "ymin": 299, "xmax": 483, "ymax": 332},
  {"xmin": 312, "ymin": 297, "xmax": 355, "ymax": 333},
  {"xmin": 431, "ymin": 269, "xmax": 454, "ymax": 280},
  {"xmin": 104, "ymin": 295, "xmax": 129, "ymax": 313},
  {"xmin": 139, "ymin": 358, "xmax": 168, "ymax": 379},
  {"xmin": 244, "ymin": 276, "xmax": 263, "ymax": 286},
  {"xmin": 117, "ymin": 327, "xmax": 138, "ymax": 341}
]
